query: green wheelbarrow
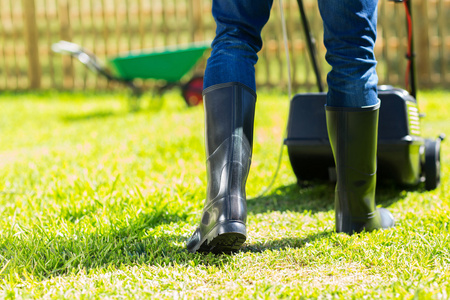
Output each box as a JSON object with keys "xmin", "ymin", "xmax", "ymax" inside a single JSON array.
[{"xmin": 52, "ymin": 40, "xmax": 210, "ymax": 107}]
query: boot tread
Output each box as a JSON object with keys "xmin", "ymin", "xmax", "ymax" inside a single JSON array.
[{"xmin": 198, "ymin": 232, "xmax": 246, "ymax": 254}]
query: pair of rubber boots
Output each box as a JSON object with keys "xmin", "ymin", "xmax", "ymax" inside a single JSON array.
[{"xmin": 186, "ymin": 82, "xmax": 395, "ymax": 254}]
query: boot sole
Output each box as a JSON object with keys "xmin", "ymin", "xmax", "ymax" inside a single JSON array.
[
  {"xmin": 336, "ymin": 208, "xmax": 395, "ymax": 234},
  {"xmin": 192, "ymin": 221, "xmax": 247, "ymax": 254}
]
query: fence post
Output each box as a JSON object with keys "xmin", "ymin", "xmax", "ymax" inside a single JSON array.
[
  {"xmin": 414, "ymin": 0, "xmax": 431, "ymax": 88},
  {"xmin": 190, "ymin": 0, "xmax": 202, "ymax": 41},
  {"xmin": 58, "ymin": 0, "xmax": 74, "ymax": 89},
  {"xmin": 22, "ymin": 0, "xmax": 41, "ymax": 89}
]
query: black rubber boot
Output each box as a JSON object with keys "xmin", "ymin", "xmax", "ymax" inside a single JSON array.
[
  {"xmin": 186, "ymin": 82, "xmax": 256, "ymax": 253},
  {"xmin": 325, "ymin": 103, "xmax": 395, "ymax": 234}
]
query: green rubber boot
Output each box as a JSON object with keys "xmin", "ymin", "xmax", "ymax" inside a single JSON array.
[{"xmin": 326, "ymin": 103, "xmax": 395, "ymax": 234}]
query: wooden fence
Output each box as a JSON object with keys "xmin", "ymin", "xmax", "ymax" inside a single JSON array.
[{"xmin": 0, "ymin": 0, "xmax": 449, "ymax": 92}]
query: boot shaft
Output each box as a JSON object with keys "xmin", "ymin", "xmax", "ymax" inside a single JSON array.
[
  {"xmin": 203, "ymin": 83, "xmax": 256, "ymax": 203},
  {"xmin": 325, "ymin": 104, "xmax": 379, "ymax": 175},
  {"xmin": 203, "ymin": 82, "xmax": 256, "ymax": 156},
  {"xmin": 326, "ymin": 103, "xmax": 382, "ymax": 232}
]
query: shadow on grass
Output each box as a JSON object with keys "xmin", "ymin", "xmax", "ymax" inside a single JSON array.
[
  {"xmin": 248, "ymin": 182, "xmax": 334, "ymax": 214},
  {"xmin": 247, "ymin": 179, "xmax": 411, "ymax": 215},
  {"xmin": 60, "ymin": 98, "xmax": 166, "ymax": 122},
  {"xmin": 375, "ymin": 180, "xmax": 427, "ymax": 207},
  {"xmin": 62, "ymin": 111, "xmax": 120, "ymax": 122},
  {"xmin": 242, "ymin": 230, "xmax": 335, "ymax": 254}
]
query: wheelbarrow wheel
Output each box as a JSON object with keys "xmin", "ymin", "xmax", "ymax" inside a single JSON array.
[
  {"xmin": 424, "ymin": 138, "xmax": 441, "ymax": 190},
  {"xmin": 182, "ymin": 76, "xmax": 204, "ymax": 107}
]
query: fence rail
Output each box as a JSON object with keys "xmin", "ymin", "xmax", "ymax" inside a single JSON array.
[{"xmin": 0, "ymin": 0, "xmax": 449, "ymax": 92}]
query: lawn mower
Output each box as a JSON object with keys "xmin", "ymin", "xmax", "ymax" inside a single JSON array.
[
  {"xmin": 52, "ymin": 40, "xmax": 210, "ymax": 108},
  {"xmin": 284, "ymin": 0, "xmax": 444, "ymax": 190}
]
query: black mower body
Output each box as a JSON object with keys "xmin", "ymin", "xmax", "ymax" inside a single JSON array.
[{"xmin": 284, "ymin": 87, "xmax": 433, "ymax": 187}]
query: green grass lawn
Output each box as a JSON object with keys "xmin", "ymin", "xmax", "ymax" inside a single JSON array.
[{"xmin": 0, "ymin": 90, "xmax": 449, "ymax": 299}]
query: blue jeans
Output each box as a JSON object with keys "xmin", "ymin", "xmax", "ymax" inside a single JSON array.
[{"xmin": 204, "ymin": 0, "xmax": 379, "ymax": 108}]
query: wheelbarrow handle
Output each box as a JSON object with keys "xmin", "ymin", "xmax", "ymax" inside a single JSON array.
[
  {"xmin": 52, "ymin": 40, "xmax": 117, "ymax": 81},
  {"xmin": 52, "ymin": 40, "xmax": 142, "ymax": 96}
]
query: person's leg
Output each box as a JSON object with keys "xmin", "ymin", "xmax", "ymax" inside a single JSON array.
[
  {"xmin": 187, "ymin": 0, "xmax": 273, "ymax": 254},
  {"xmin": 319, "ymin": 0, "xmax": 395, "ymax": 233},
  {"xmin": 203, "ymin": 0, "xmax": 273, "ymax": 91},
  {"xmin": 319, "ymin": 0, "xmax": 379, "ymax": 108}
]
